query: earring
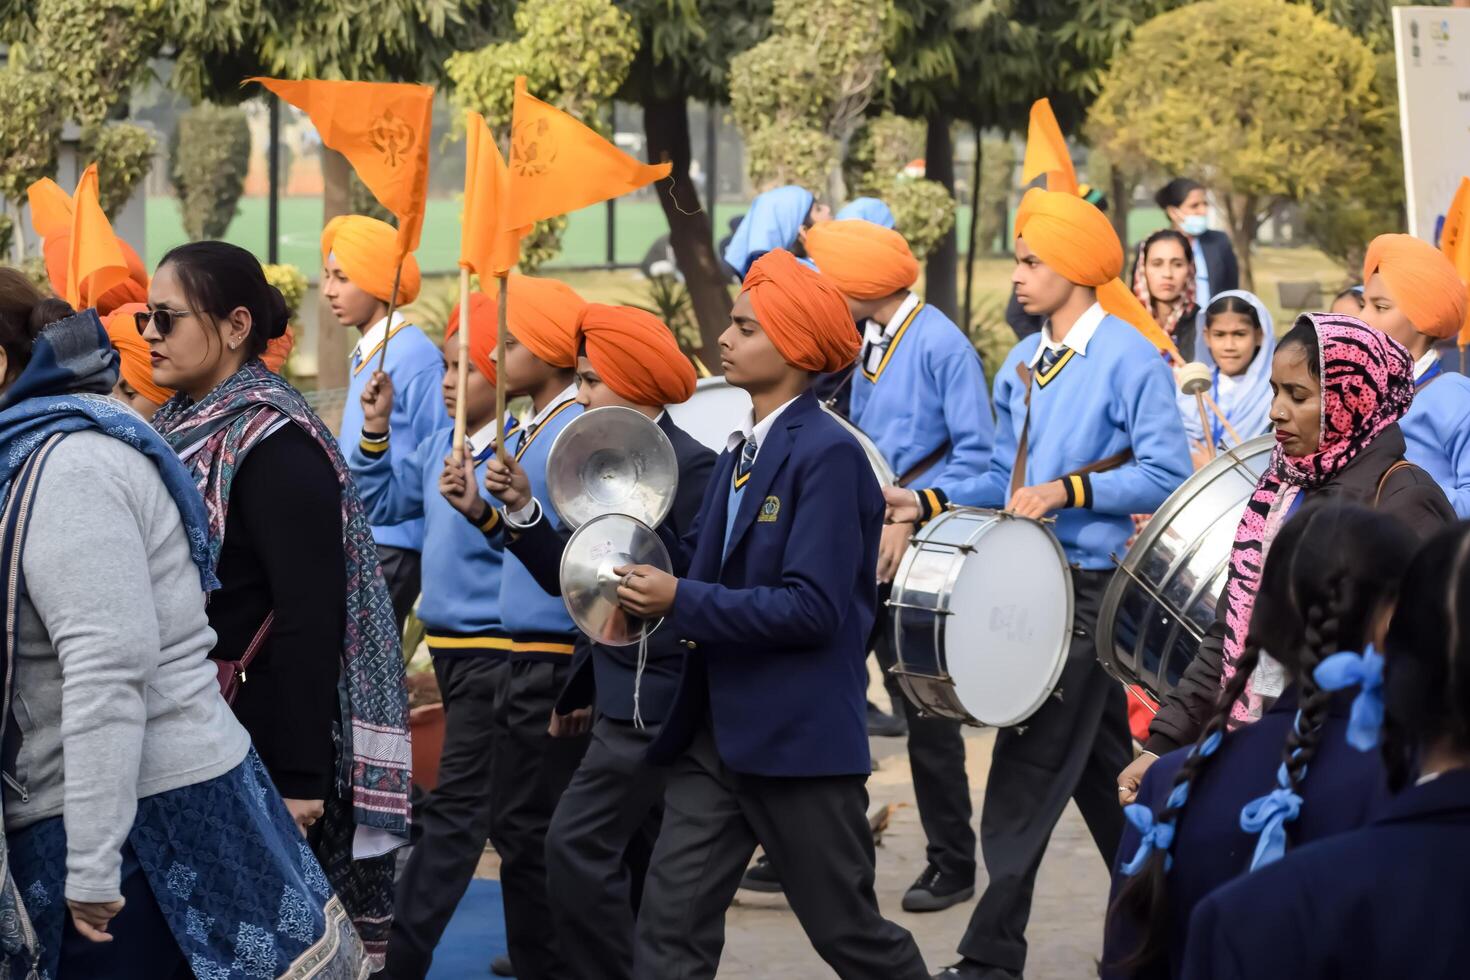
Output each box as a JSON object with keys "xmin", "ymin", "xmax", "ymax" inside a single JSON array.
[{"xmin": 230, "ymin": 341, "xmax": 239, "ymax": 350}]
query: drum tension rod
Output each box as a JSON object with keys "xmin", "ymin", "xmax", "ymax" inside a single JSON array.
[{"xmin": 885, "ymin": 600, "xmax": 953, "ymax": 616}]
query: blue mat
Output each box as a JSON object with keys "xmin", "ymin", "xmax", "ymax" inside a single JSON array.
[{"xmin": 426, "ymin": 878, "xmax": 509, "ymax": 979}]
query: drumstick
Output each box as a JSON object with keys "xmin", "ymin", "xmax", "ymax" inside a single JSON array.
[
  {"xmin": 1200, "ymin": 391, "xmax": 1242, "ymax": 446},
  {"xmin": 1194, "ymin": 393, "xmax": 1216, "ymax": 461}
]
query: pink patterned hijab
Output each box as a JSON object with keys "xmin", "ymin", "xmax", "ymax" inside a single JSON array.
[{"xmin": 1217, "ymin": 314, "xmax": 1414, "ymax": 722}]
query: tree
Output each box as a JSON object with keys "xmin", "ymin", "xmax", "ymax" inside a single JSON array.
[
  {"xmin": 1088, "ymin": 0, "xmax": 1379, "ymax": 290},
  {"xmin": 86, "ymin": 123, "xmax": 159, "ymax": 220},
  {"xmin": 845, "ymin": 115, "xmax": 955, "ymax": 259},
  {"xmin": 0, "ymin": 71, "xmax": 65, "ymax": 262},
  {"xmin": 169, "ymin": 103, "xmax": 252, "ymax": 240}
]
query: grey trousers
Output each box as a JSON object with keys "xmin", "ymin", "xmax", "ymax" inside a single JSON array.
[{"xmin": 633, "ymin": 725, "xmax": 929, "ymax": 980}]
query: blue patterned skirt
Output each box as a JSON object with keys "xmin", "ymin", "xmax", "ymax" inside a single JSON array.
[{"xmin": 6, "ymin": 752, "xmax": 366, "ymax": 980}]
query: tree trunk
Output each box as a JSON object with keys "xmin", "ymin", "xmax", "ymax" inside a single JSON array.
[
  {"xmin": 1109, "ymin": 170, "xmax": 1131, "ymax": 252},
  {"xmin": 924, "ymin": 114, "xmax": 958, "ymax": 320},
  {"xmin": 962, "ymin": 129, "xmax": 982, "ymax": 331},
  {"xmin": 1224, "ymin": 192, "xmax": 1260, "ymax": 293},
  {"xmin": 318, "ymin": 149, "xmax": 351, "ymax": 391},
  {"xmin": 642, "ymin": 95, "xmax": 731, "ymax": 363}
]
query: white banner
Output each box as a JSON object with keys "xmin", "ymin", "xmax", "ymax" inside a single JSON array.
[{"xmin": 1394, "ymin": 6, "xmax": 1470, "ymax": 241}]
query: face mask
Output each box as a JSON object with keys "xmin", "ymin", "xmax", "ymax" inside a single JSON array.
[{"xmin": 1180, "ymin": 214, "xmax": 1209, "ymax": 237}]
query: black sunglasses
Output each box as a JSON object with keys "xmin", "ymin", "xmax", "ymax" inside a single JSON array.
[{"xmin": 134, "ymin": 307, "xmax": 194, "ymax": 338}]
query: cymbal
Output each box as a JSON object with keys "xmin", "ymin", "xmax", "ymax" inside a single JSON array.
[
  {"xmin": 546, "ymin": 406, "xmax": 679, "ymax": 530},
  {"xmin": 560, "ymin": 513, "xmax": 672, "ymax": 647}
]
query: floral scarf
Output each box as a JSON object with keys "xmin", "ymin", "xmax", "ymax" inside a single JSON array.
[
  {"xmin": 1217, "ymin": 315, "xmax": 1414, "ymax": 723},
  {"xmin": 152, "ymin": 360, "xmax": 408, "ymax": 965},
  {"xmin": 1132, "ymin": 238, "xmax": 1199, "ymax": 340}
]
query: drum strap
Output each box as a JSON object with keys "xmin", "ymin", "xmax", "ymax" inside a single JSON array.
[
  {"xmin": 1010, "ymin": 362, "xmax": 1134, "ymax": 502},
  {"xmin": 898, "ymin": 441, "xmax": 952, "ymax": 488},
  {"xmin": 1374, "ymin": 459, "xmax": 1414, "ymax": 508}
]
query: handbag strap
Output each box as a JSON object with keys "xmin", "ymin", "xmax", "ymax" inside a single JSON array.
[
  {"xmin": 1373, "ymin": 459, "xmax": 1414, "ymax": 509},
  {"xmin": 238, "ymin": 611, "xmax": 276, "ymax": 673}
]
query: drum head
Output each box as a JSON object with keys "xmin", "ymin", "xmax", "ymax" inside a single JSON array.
[
  {"xmin": 664, "ymin": 377, "xmax": 752, "ymax": 453},
  {"xmin": 945, "ymin": 516, "xmax": 1073, "ymax": 727}
]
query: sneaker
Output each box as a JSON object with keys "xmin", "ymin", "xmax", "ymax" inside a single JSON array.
[
  {"xmin": 902, "ymin": 863, "xmax": 975, "ymax": 912},
  {"xmin": 489, "ymin": 953, "xmax": 515, "ymax": 976},
  {"xmin": 739, "ymin": 854, "xmax": 783, "ymax": 893},
  {"xmin": 867, "ymin": 700, "xmax": 908, "ymax": 737}
]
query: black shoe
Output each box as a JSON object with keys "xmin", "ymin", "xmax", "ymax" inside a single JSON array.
[
  {"xmin": 739, "ymin": 854, "xmax": 783, "ymax": 893},
  {"xmin": 902, "ymin": 863, "xmax": 975, "ymax": 912},
  {"xmin": 932, "ymin": 961, "xmax": 1018, "ymax": 980},
  {"xmin": 489, "ymin": 953, "xmax": 515, "ymax": 976},
  {"xmin": 867, "ymin": 700, "xmax": 908, "ymax": 737}
]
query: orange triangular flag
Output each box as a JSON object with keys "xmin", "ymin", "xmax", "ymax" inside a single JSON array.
[
  {"xmin": 1440, "ymin": 176, "xmax": 1470, "ymax": 348},
  {"xmin": 249, "ymin": 77, "xmax": 433, "ymax": 259},
  {"xmin": 1022, "ymin": 98, "xmax": 1079, "ymax": 196},
  {"xmin": 27, "ymin": 178, "xmax": 74, "ymax": 240},
  {"xmin": 66, "ymin": 165, "xmax": 130, "ymax": 310},
  {"xmin": 461, "ymin": 112, "xmax": 526, "ymax": 278},
  {"xmin": 502, "ymin": 76, "xmax": 672, "ymax": 232}
]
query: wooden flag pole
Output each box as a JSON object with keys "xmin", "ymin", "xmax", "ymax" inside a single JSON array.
[
  {"xmin": 494, "ymin": 274, "xmax": 509, "ymax": 463},
  {"xmin": 375, "ymin": 257, "xmax": 407, "ymax": 374},
  {"xmin": 452, "ymin": 267, "xmax": 472, "ymax": 464}
]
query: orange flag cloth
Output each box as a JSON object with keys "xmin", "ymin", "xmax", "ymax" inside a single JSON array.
[
  {"xmin": 251, "ymin": 77, "xmax": 433, "ymax": 258},
  {"xmin": 447, "ymin": 292, "xmax": 497, "ymax": 385},
  {"xmin": 27, "ymin": 178, "xmax": 73, "ymax": 239},
  {"xmin": 499, "ymin": 275, "xmax": 588, "ymax": 368},
  {"xmin": 741, "ymin": 250, "xmax": 861, "ymax": 373},
  {"xmin": 461, "ymin": 111, "xmax": 526, "ymax": 278},
  {"xmin": 1439, "ymin": 177, "xmax": 1470, "ymax": 347},
  {"xmin": 321, "ymin": 216, "xmax": 422, "ymax": 305},
  {"xmin": 104, "ymin": 303, "xmax": 176, "ymax": 406},
  {"xmin": 502, "ymin": 76, "xmax": 672, "ymax": 232},
  {"xmin": 1022, "ymin": 98, "xmax": 1079, "ymax": 196},
  {"xmin": 803, "ymin": 220, "xmax": 920, "ymax": 300},
  {"xmin": 1014, "ymin": 188, "xmax": 1182, "ymax": 362},
  {"xmin": 66, "ymin": 165, "xmax": 132, "ymax": 311},
  {"xmin": 576, "ymin": 304, "xmax": 696, "ymax": 407},
  {"xmin": 1364, "ymin": 233, "xmax": 1468, "ymax": 341}
]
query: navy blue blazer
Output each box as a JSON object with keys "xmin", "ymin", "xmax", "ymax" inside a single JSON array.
[
  {"xmin": 647, "ymin": 390, "xmax": 883, "ymax": 777},
  {"xmin": 504, "ymin": 412, "xmax": 715, "ymax": 723},
  {"xmin": 1181, "ymin": 768, "xmax": 1470, "ymax": 980},
  {"xmin": 1103, "ymin": 686, "xmax": 1388, "ymax": 980}
]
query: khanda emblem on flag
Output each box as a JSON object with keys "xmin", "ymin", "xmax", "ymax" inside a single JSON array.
[
  {"xmin": 370, "ymin": 109, "xmax": 416, "ymax": 168},
  {"xmin": 511, "ymin": 117, "xmax": 558, "ymax": 179}
]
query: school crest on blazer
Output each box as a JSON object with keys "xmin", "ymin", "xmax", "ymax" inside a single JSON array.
[{"xmin": 757, "ymin": 495, "xmax": 781, "ymax": 523}]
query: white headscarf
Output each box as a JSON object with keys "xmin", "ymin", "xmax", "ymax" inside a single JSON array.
[{"xmin": 1177, "ymin": 289, "xmax": 1276, "ymax": 447}]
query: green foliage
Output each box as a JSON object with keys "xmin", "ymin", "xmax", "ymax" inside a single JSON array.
[
  {"xmin": 349, "ymin": 172, "xmax": 395, "ymax": 226},
  {"xmin": 964, "ymin": 291, "xmax": 1012, "ymax": 389},
  {"xmin": 402, "ymin": 276, "xmax": 460, "ymax": 339},
  {"xmin": 32, "ymin": 0, "xmax": 161, "ymax": 129},
  {"xmin": 0, "ymin": 70, "xmax": 65, "ymax": 207},
  {"xmin": 168, "ymin": 103, "xmax": 252, "ymax": 241},
  {"xmin": 888, "ymin": 175, "xmax": 956, "ymax": 261},
  {"xmin": 516, "ymin": 216, "xmax": 571, "ymax": 275},
  {"xmin": 627, "ymin": 275, "xmax": 701, "ymax": 352},
  {"xmin": 0, "ymin": 214, "xmax": 13, "ymax": 262},
  {"xmin": 845, "ymin": 113, "xmax": 926, "ymax": 196},
  {"xmin": 976, "ymin": 137, "xmax": 1017, "ymax": 255},
  {"xmin": 262, "ymin": 263, "xmax": 308, "ymax": 321},
  {"xmin": 83, "ymin": 123, "xmax": 158, "ymax": 220},
  {"xmin": 743, "ymin": 126, "xmax": 838, "ymax": 193},
  {"xmin": 619, "ymin": 0, "xmax": 772, "ymax": 105}
]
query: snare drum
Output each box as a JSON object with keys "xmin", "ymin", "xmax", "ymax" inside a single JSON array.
[
  {"xmin": 888, "ymin": 508, "xmax": 1073, "ymax": 727},
  {"xmin": 1097, "ymin": 435, "xmax": 1274, "ymax": 702}
]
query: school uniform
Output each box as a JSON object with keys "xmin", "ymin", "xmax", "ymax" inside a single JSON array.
[
  {"xmin": 852, "ymin": 293, "xmax": 994, "ymax": 889},
  {"xmin": 1102, "ymin": 687, "xmax": 1387, "ymax": 980},
  {"xmin": 497, "ymin": 412, "xmax": 715, "ymax": 980},
  {"xmin": 922, "ymin": 304, "xmax": 1192, "ymax": 974},
  {"xmin": 633, "ymin": 390, "xmax": 929, "ymax": 980},
  {"xmin": 474, "ymin": 384, "xmax": 588, "ymax": 980},
  {"xmin": 348, "ymin": 416, "xmax": 517, "ymax": 980},
  {"xmin": 1400, "ymin": 350, "xmax": 1470, "ymax": 519},
  {"xmin": 1180, "ymin": 767, "xmax": 1470, "ymax": 980},
  {"xmin": 340, "ymin": 312, "xmax": 446, "ymax": 628}
]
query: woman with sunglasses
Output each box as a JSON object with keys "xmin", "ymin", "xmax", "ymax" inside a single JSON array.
[{"xmin": 142, "ymin": 242, "xmax": 411, "ymax": 969}]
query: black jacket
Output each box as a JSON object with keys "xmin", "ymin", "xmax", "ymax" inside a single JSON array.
[
  {"xmin": 1145, "ymin": 424, "xmax": 1453, "ymax": 754},
  {"xmin": 505, "ymin": 412, "xmax": 715, "ymax": 723}
]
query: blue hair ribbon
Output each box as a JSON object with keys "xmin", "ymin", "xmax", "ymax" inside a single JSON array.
[
  {"xmin": 1240, "ymin": 761, "xmax": 1304, "ymax": 870},
  {"xmin": 1312, "ymin": 645, "xmax": 1385, "ymax": 751},
  {"xmin": 1119, "ymin": 730, "xmax": 1224, "ymax": 876}
]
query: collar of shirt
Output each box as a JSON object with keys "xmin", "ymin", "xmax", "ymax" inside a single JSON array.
[
  {"xmin": 861, "ymin": 291, "xmax": 920, "ymax": 351},
  {"xmin": 725, "ymin": 395, "xmax": 800, "ymax": 457},
  {"xmin": 353, "ymin": 311, "xmax": 409, "ymax": 363},
  {"xmin": 466, "ymin": 417, "xmax": 512, "ymax": 459},
  {"xmin": 1414, "ymin": 349, "xmax": 1440, "ymax": 382},
  {"xmin": 527, "ymin": 382, "xmax": 579, "ymax": 431},
  {"xmin": 1029, "ymin": 301, "xmax": 1106, "ymax": 367}
]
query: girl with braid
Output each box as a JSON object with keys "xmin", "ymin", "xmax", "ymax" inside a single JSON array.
[
  {"xmin": 1181, "ymin": 521, "xmax": 1470, "ymax": 979},
  {"xmin": 1102, "ymin": 504, "xmax": 1414, "ymax": 978}
]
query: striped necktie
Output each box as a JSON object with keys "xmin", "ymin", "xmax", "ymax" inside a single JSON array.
[
  {"xmin": 1037, "ymin": 345, "xmax": 1064, "ymax": 376},
  {"xmin": 515, "ymin": 423, "xmax": 536, "ymax": 456},
  {"xmin": 735, "ymin": 436, "xmax": 758, "ymax": 487}
]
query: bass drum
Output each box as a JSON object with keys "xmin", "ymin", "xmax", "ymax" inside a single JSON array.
[
  {"xmin": 889, "ymin": 508, "xmax": 1073, "ymax": 727},
  {"xmin": 1097, "ymin": 435, "xmax": 1275, "ymax": 703},
  {"xmin": 666, "ymin": 376, "xmax": 896, "ymax": 485}
]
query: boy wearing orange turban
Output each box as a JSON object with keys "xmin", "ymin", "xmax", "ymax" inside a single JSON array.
[
  {"xmin": 324, "ymin": 214, "xmax": 443, "ymax": 632},
  {"xmin": 1359, "ymin": 233, "xmax": 1470, "ymax": 517},
  {"xmin": 804, "ymin": 217, "xmax": 994, "ymax": 913},
  {"xmin": 613, "ymin": 249, "xmax": 930, "ymax": 979},
  {"xmin": 349, "ymin": 290, "xmax": 530, "ymax": 980},
  {"xmin": 888, "ymin": 188, "xmax": 1192, "ymax": 980},
  {"xmin": 104, "ymin": 303, "xmax": 174, "ymax": 419},
  {"xmin": 437, "ymin": 274, "xmax": 590, "ymax": 980}
]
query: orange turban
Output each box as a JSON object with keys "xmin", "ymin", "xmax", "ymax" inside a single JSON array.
[
  {"xmin": 1015, "ymin": 187, "xmax": 1181, "ymax": 362},
  {"xmin": 261, "ymin": 329, "xmax": 295, "ymax": 375},
  {"xmin": 446, "ymin": 291, "xmax": 497, "ymax": 385},
  {"xmin": 320, "ymin": 215, "xmax": 421, "ymax": 305},
  {"xmin": 1363, "ymin": 233, "xmax": 1469, "ymax": 341},
  {"xmin": 741, "ymin": 250, "xmax": 860, "ymax": 373},
  {"xmin": 803, "ymin": 220, "xmax": 920, "ymax": 300},
  {"xmin": 103, "ymin": 303, "xmax": 175, "ymax": 406},
  {"xmin": 576, "ymin": 304, "xmax": 696, "ymax": 406},
  {"xmin": 500, "ymin": 274, "xmax": 587, "ymax": 369},
  {"xmin": 42, "ymin": 233, "xmax": 148, "ymax": 317}
]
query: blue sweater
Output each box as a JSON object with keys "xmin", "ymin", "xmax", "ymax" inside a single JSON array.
[
  {"xmin": 924, "ymin": 314, "xmax": 1191, "ymax": 569},
  {"xmin": 1401, "ymin": 363, "xmax": 1470, "ymax": 519},
  {"xmin": 850, "ymin": 301, "xmax": 993, "ymax": 487},
  {"xmin": 347, "ymin": 420, "xmax": 518, "ymax": 657},
  {"xmin": 340, "ymin": 321, "xmax": 445, "ymax": 552}
]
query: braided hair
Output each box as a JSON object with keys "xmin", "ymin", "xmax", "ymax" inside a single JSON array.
[{"xmin": 1107, "ymin": 504, "xmax": 1414, "ymax": 972}]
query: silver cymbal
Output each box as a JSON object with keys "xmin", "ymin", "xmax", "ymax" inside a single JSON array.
[
  {"xmin": 546, "ymin": 406, "xmax": 679, "ymax": 529},
  {"xmin": 560, "ymin": 513, "xmax": 672, "ymax": 647}
]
